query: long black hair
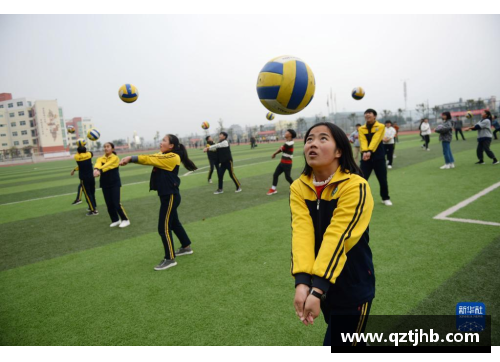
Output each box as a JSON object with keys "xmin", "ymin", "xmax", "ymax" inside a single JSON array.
[
  {"xmin": 441, "ymin": 111, "xmax": 452, "ymax": 121},
  {"xmin": 167, "ymin": 134, "xmax": 197, "ymax": 171},
  {"xmin": 302, "ymin": 122, "xmax": 363, "ymax": 177},
  {"xmin": 484, "ymin": 110, "xmax": 492, "ymax": 120}
]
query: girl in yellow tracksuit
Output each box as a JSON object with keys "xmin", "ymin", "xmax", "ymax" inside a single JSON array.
[
  {"xmin": 93, "ymin": 142, "xmax": 130, "ymax": 228},
  {"xmin": 290, "ymin": 122, "xmax": 375, "ymax": 346}
]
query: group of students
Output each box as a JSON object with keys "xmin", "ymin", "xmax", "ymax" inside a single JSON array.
[
  {"xmin": 434, "ymin": 110, "xmax": 498, "ymax": 169},
  {"xmin": 71, "ymin": 142, "xmax": 130, "ymax": 228}
]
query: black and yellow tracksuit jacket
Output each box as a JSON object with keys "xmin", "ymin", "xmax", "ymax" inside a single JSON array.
[
  {"xmin": 74, "ymin": 152, "xmax": 94, "ymax": 179},
  {"xmin": 131, "ymin": 152, "xmax": 181, "ymax": 195},
  {"xmin": 94, "ymin": 153, "xmax": 121, "ymax": 189},
  {"xmin": 359, "ymin": 121, "xmax": 386, "ymax": 160},
  {"xmin": 290, "ymin": 168, "xmax": 375, "ymax": 307}
]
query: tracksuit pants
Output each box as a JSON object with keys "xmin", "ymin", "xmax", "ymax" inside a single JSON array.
[
  {"xmin": 208, "ymin": 158, "xmax": 219, "ymax": 181},
  {"xmin": 360, "ymin": 158, "xmax": 390, "ymax": 201},
  {"xmin": 272, "ymin": 163, "xmax": 293, "ymax": 187},
  {"xmin": 158, "ymin": 194, "xmax": 191, "ymax": 260},
  {"xmin": 102, "ymin": 186, "xmax": 128, "ymax": 223},
  {"xmin": 80, "ymin": 178, "xmax": 97, "ymax": 211},
  {"xmin": 455, "ymin": 128, "xmax": 466, "ymax": 140},
  {"xmin": 384, "ymin": 144, "xmax": 394, "ymax": 166},
  {"xmin": 76, "ymin": 183, "xmax": 82, "ymax": 201},
  {"xmin": 477, "ymin": 139, "xmax": 496, "ymax": 162},
  {"xmin": 218, "ymin": 160, "xmax": 241, "ymax": 190},
  {"xmin": 322, "ymin": 300, "xmax": 373, "ymax": 346}
]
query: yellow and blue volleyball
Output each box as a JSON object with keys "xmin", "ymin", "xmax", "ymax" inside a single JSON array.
[
  {"xmin": 266, "ymin": 112, "xmax": 275, "ymax": 121},
  {"xmin": 466, "ymin": 111, "xmax": 473, "ymax": 119},
  {"xmin": 77, "ymin": 139, "xmax": 87, "ymax": 147},
  {"xmin": 119, "ymin": 84, "xmax": 139, "ymax": 103},
  {"xmin": 352, "ymin": 87, "xmax": 365, "ymax": 100},
  {"xmin": 256, "ymin": 55, "xmax": 315, "ymax": 115},
  {"xmin": 67, "ymin": 125, "xmax": 75, "ymax": 134},
  {"xmin": 201, "ymin": 121, "xmax": 210, "ymax": 130},
  {"xmin": 87, "ymin": 128, "xmax": 100, "ymax": 141}
]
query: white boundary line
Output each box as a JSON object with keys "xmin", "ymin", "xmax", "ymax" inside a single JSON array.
[
  {"xmin": 433, "ymin": 181, "xmax": 500, "ymax": 227},
  {"xmin": 0, "ymin": 159, "xmax": 278, "ymax": 206}
]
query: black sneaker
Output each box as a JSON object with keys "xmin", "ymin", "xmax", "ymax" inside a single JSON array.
[
  {"xmin": 86, "ymin": 210, "xmax": 99, "ymax": 216},
  {"xmin": 154, "ymin": 258, "xmax": 177, "ymax": 271},
  {"xmin": 176, "ymin": 246, "xmax": 193, "ymax": 256},
  {"xmin": 475, "ymin": 161, "xmax": 485, "ymax": 165},
  {"xmin": 72, "ymin": 200, "xmax": 82, "ymax": 205}
]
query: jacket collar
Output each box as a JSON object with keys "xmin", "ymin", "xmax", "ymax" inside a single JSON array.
[{"xmin": 299, "ymin": 166, "xmax": 352, "ymax": 191}]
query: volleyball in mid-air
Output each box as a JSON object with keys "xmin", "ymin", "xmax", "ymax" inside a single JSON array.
[
  {"xmin": 352, "ymin": 87, "xmax": 365, "ymax": 100},
  {"xmin": 256, "ymin": 55, "xmax": 315, "ymax": 115},
  {"xmin": 201, "ymin": 121, "xmax": 210, "ymax": 130},
  {"xmin": 87, "ymin": 128, "xmax": 100, "ymax": 141},
  {"xmin": 67, "ymin": 126, "xmax": 75, "ymax": 134},
  {"xmin": 466, "ymin": 111, "xmax": 473, "ymax": 119},
  {"xmin": 77, "ymin": 139, "xmax": 87, "ymax": 147},
  {"xmin": 119, "ymin": 84, "xmax": 139, "ymax": 103},
  {"xmin": 266, "ymin": 112, "xmax": 275, "ymax": 121}
]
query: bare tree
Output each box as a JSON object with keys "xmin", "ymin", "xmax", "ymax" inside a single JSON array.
[{"xmin": 217, "ymin": 118, "xmax": 224, "ymax": 133}]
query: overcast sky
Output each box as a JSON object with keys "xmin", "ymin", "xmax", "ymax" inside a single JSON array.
[{"xmin": 1, "ymin": 15, "xmax": 499, "ymax": 141}]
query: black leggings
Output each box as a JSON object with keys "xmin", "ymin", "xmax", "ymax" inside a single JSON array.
[
  {"xmin": 384, "ymin": 144, "xmax": 394, "ymax": 166},
  {"xmin": 423, "ymin": 135, "xmax": 430, "ymax": 149},
  {"xmin": 272, "ymin": 163, "xmax": 293, "ymax": 187},
  {"xmin": 158, "ymin": 194, "xmax": 192, "ymax": 260},
  {"xmin": 207, "ymin": 158, "xmax": 219, "ymax": 181},
  {"xmin": 218, "ymin": 160, "xmax": 241, "ymax": 190},
  {"xmin": 493, "ymin": 129, "xmax": 499, "ymax": 139},
  {"xmin": 102, "ymin": 186, "xmax": 128, "ymax": 223},
  {"xmin": 455, "ymin": 128, "xmax": 465, "ymax": 140},
  {"xmin": 80, "ymin": 178, "xmax": 97, "ymax": 211}
]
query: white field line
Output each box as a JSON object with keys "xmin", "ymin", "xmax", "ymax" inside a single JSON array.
[
  {"xmin": 0, "ymin": 159, "xmax": 276, "ymax": 206},
  {"xmin": 433, "ymin": 182, "xmax": 500, "ymax": 227}
]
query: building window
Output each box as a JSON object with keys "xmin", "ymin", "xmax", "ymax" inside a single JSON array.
[
  {"xmin": 28, "ymin": 101, "xmax": 32, "ymax": 107},
  {"xmin": 11, "ymin": 122, "xmax": 16, "ymax": 127},
  {"xmin": 30, "ymin": 120, "xmax": 34, "ymax": 127},
  {"xmin": 18, "ymin": 111, "xmax": 25, "ymax": 116},
  {"xmin": 17, "ymin": 101, "xmax": 23, "ymax": 107},
  {"xmin": 14, "ymin": 141, "xmax": 19, "ymax": 146},
  {"xmin": 8, "ymin": 103, "xmax": 13, "ymax": 108},
  {"xmin": 0, "ymin": 124, "xmax": 4, "ymax": 127},
  {"xmin": 31, "ymin": 130, "xmax": 36, "ymax": 137},
  {"xmin": 2, "ymin": 143, "xmax": 7, "ymax": 146},
  {"xmin": 12, "ymin": 132, "xmax": 18, "ymax": 136},
  {"xmin": 21, "ymin": 131, "xmax": 27, "ymax": 135},
  {"xmin": 9, "ymin": 113, "xmax": 15, "ymax": 118},
  {"xmin": 1, "ymin": 134, "xmax": 6, "ymax": 137},
  {"xmin": 33, "ymin": 139, "xmax": 37, "ymax": 145},
  {"xmin": 0, "ymin": 105, "xmax": 3, "ymax": 108},
  {"xmin": 23, "ymin": 140, "xmax": 29, "ymax": 145},
  {"xmin": 20, "ymin": 121, "xmax": 26, "ymax": 126}
]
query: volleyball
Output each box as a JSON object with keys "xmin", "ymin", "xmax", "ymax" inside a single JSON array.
[
  {"xmin": 266, "ymin": 112, "xmax": 275, "ymax": 121},
  {"xmin": 466, "ymin": 111, "xmax": 473, "ymax": 119},
  {"xmin": 87, "ymin": 128, "xmax": 100, "ymax": 141},
  {"xmin": 67, "ymin": 126, "xmax": 75, "ymax": 134},
  {"xmin": 119, "ymin": 84, "xmax": 139, "ymax": 103},
  {"xmin": 201, "ymin": 121, "xmax": 210, "ymax": 130},
  {"xmin": 77, "ymin": 139, "xmax": 87, "ymax": 147},
  {"xmin": 256, "ymin": 55, "xmax": 315, "ymax": 115},
  {"xmin": 352, "ymin": 87, "xmax": 365, "ymax": 100}
]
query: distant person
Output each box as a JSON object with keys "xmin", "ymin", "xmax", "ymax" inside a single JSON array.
[
  {"xmin": 392, "ymin": 121, "xmax": 400, "ymax": 158},
  {"xmin": 383, "ymin": 120, "xmax": 396, "ymax": 169},
  {"xmin": 93, "ymin": 142, "xmax": 130, "ymax": 228},
  {"xmin": 205, "ymin": 136, "xmax": 219, "ymax": 184},
  {"xmin": 359, "ymin": 109, "xmax": 392, "ymax": 205},
  {"xmin": 204, "ymin": 132, "xmax": 242, "ymax": 194},
  {"xmin": 492, "ymin": 115, "xmax": 500, "ymax": 140},
  {"xmin": 453, "ymin": 116, "xmax": 466, "ymax": 141},
  {"xmin": 348, "ymin": 124, "xmax": 361, "ymax": 161},
  {"xmin": 71, "ymin": 146, "xmax": 98, "ymax": 216},
  {"xmin": 466, "ymin": 110, "xmax": 499, "ymax": 165},
  {"xmin": 418, "ymin": 119, "xmax": 426, "ymax": 144},
  {"xmin": 435, "ymin": 112, "xmax": 455, "ymax": 169},
  {"xmin": 420, "ymin": 118, "xmax": 431, "ymax": 151},
  {"xmin": 267, "ymin": 129, "xmax": 296, "ymax": 195},
  {"xmin": 250, "ymin": 136, "xmax": 256, "ymax": 149}
]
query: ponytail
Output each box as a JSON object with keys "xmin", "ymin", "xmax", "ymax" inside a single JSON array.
[{"xmin": 167, "ymin": 134, "xmax": 198, "ymax": 171}]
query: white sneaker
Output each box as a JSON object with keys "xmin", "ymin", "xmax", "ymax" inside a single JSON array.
[
  {"xmin": 427, "ymin": 149, "xmax": 430, "ymax": 151},
  {"xmin": 440, "ymin": 164, "xmax": 450, "ymax": 169},
  {"xmin": 386, "ymin": 160, "xmax": 389, "ymax": 165},
  {"xmin": 388, "ymin": 165, "xmax": 392, "ymax": 169},
  {"xmin": 110, "ymin": 221, "xmax": 121, "ymax": 228},
  {"xmin": 383, "ymin": 200, "xmax": 393, "ymax": 206},
  {"xmin": 393, "ymin": 155, "xmax": 397, "ymax": 158},
  {"xmin": 119, "ymin": 220, "xmax": 130, "ymax": 228},
  {"xmin": 208, "ymin": 179, "xmax": 212, "ymax": 184},
  {"xmin": 235, "ymin": 188, "xmax": 242, "ymax": 193},
  {"xmin": 450, "ymin": 163, "xmax": 455, "ymax": 169}
]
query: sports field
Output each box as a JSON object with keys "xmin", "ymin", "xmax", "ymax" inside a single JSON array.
[{"xmin": 1, "ymin": 134, "xmax": 499, "ymax": 346}]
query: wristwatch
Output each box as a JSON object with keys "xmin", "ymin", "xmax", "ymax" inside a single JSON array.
[{"xmin": 310, "ymin": 289, "xmax": 323, "ymax": 300}]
